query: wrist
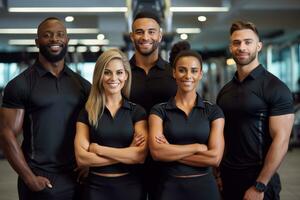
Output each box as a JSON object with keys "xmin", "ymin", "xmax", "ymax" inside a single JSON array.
[{"xmin": 253, "ymin": 181, "xmax": 267, "ymax": 193}]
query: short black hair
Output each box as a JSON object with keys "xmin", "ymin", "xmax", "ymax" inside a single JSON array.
[
  {"xmin": 172, "ymin": 50, "xmax": 203, "ymax": 70},
  {"xmin": 133, "ymin": 11, "xmax": 161, "ymax": 26},
  {"xmin": 37, "ymin": 17, "xmax": 65, "ymax": 35},
  {"xmin": 169, "ymin": 41, "xmax": 191, "ymax": 66}
]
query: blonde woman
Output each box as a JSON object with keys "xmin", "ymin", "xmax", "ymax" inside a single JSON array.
[{"xmin": 74, "ymin": 49, "xmax": 148, "ymax": 200}]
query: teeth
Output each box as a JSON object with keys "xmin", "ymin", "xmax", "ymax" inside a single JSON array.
[{"xmin": 49, "ymin": 45, "xmax": 61, "ymax": 51}]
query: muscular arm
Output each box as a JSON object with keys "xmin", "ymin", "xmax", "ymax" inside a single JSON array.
[
  {"xmin": 257, "ymin": 114, "xmax": 294, "ymax": 184},
  {"xmin": 0, "ymin": 108, "xmax": 51, "ymax": 191},
  {"xmin": 244, "ymin": 113, "xmax": 294, "ymax": 200},
  {"xmin": 149, "ymin": 114, "xmax": 206, "ymax": 162},
  {"xmin": 178, "ymin": 118, "xmax": 225, "ymax": 167},
  {"xmin": 89, "ymin": 120, "xmax": 148, "ymax": 164},
  {"xmin": 74, "ymin": 122, "xmax": 118, "ymax": 168}
]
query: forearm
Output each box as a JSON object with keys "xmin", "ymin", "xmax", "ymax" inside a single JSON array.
[
  {"xmin": 151, "ymin": 143, "xmax": 202, "ymax": 162},
  {"xmin": 75, "ymin": 148, "xmax": 118, "ymax": 168},
  {"xmin": 0, "ymin": 130, "xmax": 35, "ymax": 183},
  {"xmin": 93, "ymin": 144, "xmax": 146, "ymax": 164},
  {"xmin": 256, "ymin": 136, "xmax": 289, "ymax": 184},
  {"xmin": 178, "ymin": 149, "xmax": 222, "ymax": 167}
]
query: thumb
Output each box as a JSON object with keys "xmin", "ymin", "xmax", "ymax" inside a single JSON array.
[{"xmin": 44, "ymin": 178, "xmax": 52, "ymax": 188}]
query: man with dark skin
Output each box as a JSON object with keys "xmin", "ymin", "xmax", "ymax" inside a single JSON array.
[{"xmin": 0, "ymin": 17, "xmax": 90, "ymax": 200}]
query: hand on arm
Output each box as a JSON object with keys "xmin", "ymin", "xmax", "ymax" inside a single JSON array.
[
  {"xmin": 243, "ymin": 113, "xmax": 294, "ymax": 200},
  {"xmin": 0, "ymin": 108, "xmax": 51, "ymax": 191},
  {"xmin": 149, "ymin": 114, "xmax": 205, "ymax": 162},
  {"xmin": 178, "ymin": 118, "xmax": 225, "ymax": 167},
  {"xmin": 89, "ymin": 120, "xmax": 148, "ymax": 164},
  {"xmin": 74, "ymin": 122, "xmax": 118, "ymax": 168}
]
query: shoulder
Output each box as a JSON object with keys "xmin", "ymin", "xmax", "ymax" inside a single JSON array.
[
  {"xmin": 217, "ymin": 80, "xmax": 234, "ymax": 100},
  {"xmin": 202, "ymin": 100, "xmax": 224, "ymax": 120}
]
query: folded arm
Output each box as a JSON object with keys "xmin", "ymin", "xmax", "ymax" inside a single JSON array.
[{"xmin": 89, "ymin": 120, "xmax": 148, "ymax": 164}]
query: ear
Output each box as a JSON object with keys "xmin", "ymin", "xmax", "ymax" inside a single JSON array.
[
  {"xmin": 158, "ymin": 29, "xmax": 163, "ymax": 42},
  {"xmin": 199, "ymin": 70, "xmax": 203, "ymax": 80},
  {"xmin": 35, "ymin": 38, "xmax": 39, "ymax": 48},
  {"xmin": 172, "ymin": 68, "xmax": 176, "ymax": 79},
  {"xmin": 130, "ymin": 32, "xmax": 134, "ymax": 43},
  {"xmin": 257, "ymin": 41, "xmax": 262, "ymax": 52}
]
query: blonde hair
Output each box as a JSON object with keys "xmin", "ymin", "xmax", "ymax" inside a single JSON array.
[{"xmin": 85, "ymin": 49, "xmax": 132, "ymax": 127}]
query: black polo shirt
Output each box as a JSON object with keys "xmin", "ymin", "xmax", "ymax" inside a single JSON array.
[
  {"xmin": 2, "ymin": 61, "xmax": 91, "ymax": 173},
  {"xmin": 130, "ymin": 55, "xmax": 177, "ymax": 113},
  {"xmin": 77, "ymin": 99, "xmax": 147, "ymax": 174},
  {"xmin": 150, "ymin": 93, "xmax": 224, "ymax": 176},
  {"xmin": 217, "ymin": 65, "xmax": 294, "ymax": 170}
]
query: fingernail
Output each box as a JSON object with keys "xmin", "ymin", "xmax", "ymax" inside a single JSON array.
[{"xmin": 47, "ymin": 183, "xmax": 53, "ymax": 188}]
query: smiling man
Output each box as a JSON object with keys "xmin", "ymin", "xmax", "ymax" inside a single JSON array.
[
  {"xmin": 217, "ymin": 21, "xmax": 294, "ymax": 200},
  {"xmin": 129, "ymin": 11, "xmax": 177, "ymax": 200},
  {"xmin": 0, "ymin": 17, "xmax": 90, "ymax": 200}
]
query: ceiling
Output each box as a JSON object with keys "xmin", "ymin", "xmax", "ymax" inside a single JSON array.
[{"xmin": 0, "ymin": 0, "xmax": 300, "ymax": 55}]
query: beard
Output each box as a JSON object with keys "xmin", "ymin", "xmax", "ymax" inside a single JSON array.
[
  {"xmin": 39, "ymin": 44, "xmax": 68, "ymax": 63},
  {"xmin": 232, "ymin": 51, "xmax": 257, "ymax": 66},
  {"xmin": 134, "ymin": 40, "xmax": 160, "ymax": 56}
]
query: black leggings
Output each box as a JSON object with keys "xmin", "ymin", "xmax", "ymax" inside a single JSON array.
[
  {"xmin": 158, "ymin": 173, "xmax": 221, "ymax": 200},
  {"xmin": 85, "ymin": 172, "xmax": 145, "ymax": 200}
]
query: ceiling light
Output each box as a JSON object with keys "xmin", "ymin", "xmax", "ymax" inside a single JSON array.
[
  {"xmin": 180, "ymin": 34, "xmax": 188, "ymax": 40},
  {"xmin": 65, "ymin": 16, "xmax": 74, "ymax": 22},
  {"xmin": 176, "ymin": 28, "xmax": 201, "ymax": 34},
  {"xmin": 170, "ymin": 7, "xmax": 229, "ymax": 12},
  {"xmin": 97, "ymin": 34, "xmax": 105, "ymax": 40},
  {"xmin": 9, "ymin": 39, "xmax": 109, "ymax": 46},
  {"xmin": 76, "ymin": 46, "xmax": 88, "ymax": 53},
  {"xmin": 0, "ymin": 28, "xmax": 99, "ymax": 34},
  {"xmin": 90, "ymin": 46, "xmax": 100, "ymax": 52},
  {"xmin": 8, "ymin": 7, "xmax": 127, "ymax": 13},
  {"xmin": 198, "ymin": 16, "xmax": 207, "ymax": 22}
]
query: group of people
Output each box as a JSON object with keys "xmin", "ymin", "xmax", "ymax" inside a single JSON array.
[{"xmin": 0, "ymin": 11, "xmax": 294, "ymax": 200}]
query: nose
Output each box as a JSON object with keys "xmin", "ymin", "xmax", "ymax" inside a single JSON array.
[
  {"xmin": 238, "ymin": 41, "xmax": 247, "ymax": 51},
  {"xmin": 111, "ymin": 72, "xmax": 117, "ymax": 80},
  {"xmin": 141, "ymin": 32, "xmax": 150, "ymax": 40}
]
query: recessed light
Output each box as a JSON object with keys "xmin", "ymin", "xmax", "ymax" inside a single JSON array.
[
  {"xmin": 198, "ymin": 16, "xmax": 207, "ymax": 22},
  {"xmin": 65, "ymin": 16, "xmax": 74, "ymax": 22},
  {"xmin": 180, "ymin": 33, "xmax": 188, "ymax": 40}
]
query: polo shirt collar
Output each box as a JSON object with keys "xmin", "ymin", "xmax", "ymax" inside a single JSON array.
[
  {"xmin": 165, "ymin": 93, "xmax": 205, "ymax": 110},
  {"xmin": 34, "ymin": 60, "xmax": 72, "ymax": 77},
  {"xmin": 233, "ymin": 64, "xmax": 265, "ymax": 82},
  {"xmin": 130, "ymin": 55, "xmax": 166, "ymax": 70},
  {"xmin": 121, "ymin": 98, "xmax": 133, "ymax": 110}
]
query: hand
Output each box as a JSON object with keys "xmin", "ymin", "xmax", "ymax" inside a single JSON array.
[
  {"xmin": 25, "ymin": 175, "xmax": 52, "ymax": 192},
  {"xmin": 215, "ymin": 176, "xmax": 223, "ymax": 192},
  {"xmin": 155, "ymin": 135, "xmax": 169, "ymax": 144},
  {"xmin": 89, "ymin": 143, "xmax": 99, "ymax": 154},
  {"xmin": 197, "ymin": 144, "xmax": 208, "ymax": 152},
  {"xmin": 74, "ymin": 167, "xmax": 89, "ymax": 184},
  {"xmin": 243, "ymin": 186, "xmax": 264, "ymax": 200},
  {"xmin": 130, "ymin": 134, "xmax": 145, "ymax": 147}
]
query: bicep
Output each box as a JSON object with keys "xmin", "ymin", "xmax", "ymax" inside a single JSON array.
[
  {"xmin": 0, "ymin": 108, "xmax": 24, "ymax": 137},
  {"xmin": 149, "ymin": 114, "xmax": 164, "ymax": 146},
  {"xmin": 269, "ymin": 114, "xmax": 294, "ymax": 139},
  {"xmin": 75, "ymin": 122, "xmax": 90, "ymax": 152},
  {"xmin": 208, "ymin": 118, "xmax": 225, "ymax": 150},
  {"xmin": 134, "ymin": 120, "xmax": 148, "ymax": 138}
]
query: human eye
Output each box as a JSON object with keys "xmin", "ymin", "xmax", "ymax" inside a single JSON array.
[
  {"xmin": 104, "ymin": 70, "xmax": 111, "ymax": 75},
  {"xmin": 117, "ymin": 70, "xmax": 124, "ymax": 75},
  {"xmin": 57, "ymin": 31, "xmax": 65, "ymax": 38},
  {"xmin": 191, "ymin": 68, "xmax": 199, "ymax": 74}
]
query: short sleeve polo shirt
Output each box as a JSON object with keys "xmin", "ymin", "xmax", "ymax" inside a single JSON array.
[
  {"xmin": 130, "ymin": 56, "xmax": 177, "ymax": 113},
  {"xmin": 150, "ymin": 93, "xmax": 224, "ymax": 176},
  {"xmin": 77, "ymin": 99, "xmax": 147, "ymax": 173},
  {"xmin": 2, "ymin": 61, "xmax": 91, "ymax": 173},
  {"xmin": 217, "ymin": 65, "xmax": 294, "ymax": 170}
]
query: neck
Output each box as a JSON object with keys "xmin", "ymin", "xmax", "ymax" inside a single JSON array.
[
  {"xmin": 38, "ymin": 54, "xmax": 65, "ymax": 77},
  {"xmin": 237, "ymin": 59, "xmax": 260, "ymax": 81},
  {"xmin": 105, "ymin": 93, "xmax": 123, "ymax": 107},
  {"xmin": 175, "ymin": 90, "xmax": 197, "ymax": 106},
  {"xmin": 134, "ymin": 50, "xmax": 159, "ymax": 73}
]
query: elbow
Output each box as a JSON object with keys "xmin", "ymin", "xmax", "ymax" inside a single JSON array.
[
  {"xmin": 75, "ymin": 154, "xmax": 90, "ymax": 168},
  {"xmin": 209, "ymin": 152, "xmax": 223, "ymax": 167}
]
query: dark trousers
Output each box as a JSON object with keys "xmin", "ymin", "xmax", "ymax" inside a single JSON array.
[
  {"xmin": 221, "ymin": 166, "xmax": 281, "ymax": 200},
  {"xmin": 18, "ymin": 169, "xmax": 80, "ymax": 200},
  {"xmin": 85, "ymin": 172, "xmax": 144, "ymax": 200},
  {"xmin": 157, "ymin": 173, "xmax": 221, "ymax": 200}
]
